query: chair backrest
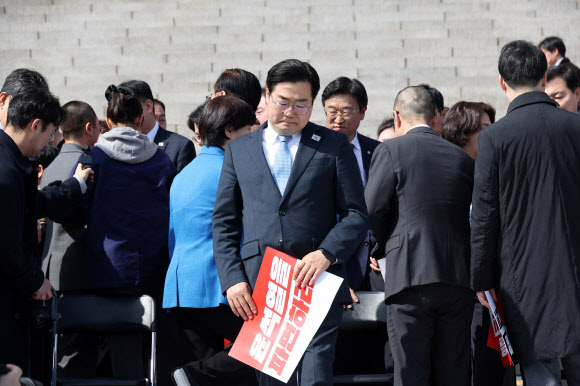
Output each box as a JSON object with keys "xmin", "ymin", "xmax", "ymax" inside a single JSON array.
[
  {"xmin": 57, "ymin": 294, "xmax": 156, "ymax": 334},
  {"xmin": 340, "ymin": 291, "xmax": 386, "ymax": 330}
]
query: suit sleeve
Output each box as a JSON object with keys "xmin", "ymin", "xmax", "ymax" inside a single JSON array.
[
  {"xmin": 365, "ymin": 144, "xmax": 397, "ymax": 258},
  {"xmin": 470, "ymin": 130, "xmax": 500, "ymax": 291},
  {"xmin": 318, "ymin": 134, "xmax": 368, "ymax": 265},
  {"xmin": 0, "ymin": 176, "xmax": 44, "ymax": 297},
  {"xmin": 36, "ymin": 177, "xmax": 85, "ymax": 223},
  {"xmin": 175, "ymin": 140, "xmax": 196, "ymax": 173},
  {"xmin": 212, "ymin": 144, "xmax": 248, "ymax": 294}
]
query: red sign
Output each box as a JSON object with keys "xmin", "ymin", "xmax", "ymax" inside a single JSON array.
[
  {"xmin": 487, "ymin": 292, "xmax": 514, "ymax": 367},
  {"xmin": 230, "ymin": 247, "xmax": 342, "ymax": 382}
]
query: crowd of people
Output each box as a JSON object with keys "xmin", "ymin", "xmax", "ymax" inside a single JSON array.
[{"xmin": 1, "ymin": 36, "xmax": 580, "ymax": 386}]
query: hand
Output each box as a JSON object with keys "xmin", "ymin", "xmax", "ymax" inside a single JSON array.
[
  {"xmin": 343, "ymin": 287, "xmax": 360, "ymax": 310},
  {"xmin": 369, "ymin": 256, "xmax": 382, "ymax": 275},
  {"xmin": 32, "ymin": 278, "xmax": 53, "ymax": 301},
  {"xmin": 0, "ymin": 364, "xmax": 22, "ymax": 386},
  {"xmin": 476, "ymin": 288, "xmax": 497, "ymax": 309},
  {"xmin": 293, "ymin": 250, "xmax": 331, "ymax": 288},
  {"xmin": 226, "ymin": 282, "xmax": 257, "ymax": 321},
  {"xmin": 74, "ymin": 163, "xmax": 94, "ymax": 182}
]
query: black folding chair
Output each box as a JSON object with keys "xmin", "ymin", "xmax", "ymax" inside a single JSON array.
[
  {"xmin": 333, "ymin": 291, "xmax": 393, "ymax": 385},
  {"xmin": 51, "ymin": 294, "xmax": 156, "ymax": 386}
]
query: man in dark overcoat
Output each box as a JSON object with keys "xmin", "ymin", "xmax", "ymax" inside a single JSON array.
[{"xmin": 471, "ymin": 40, "xmax": 580, "ymax": 385}]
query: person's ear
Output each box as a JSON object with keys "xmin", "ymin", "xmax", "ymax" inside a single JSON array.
[
  {"xmin": 145, "ymin": 99, "xmax": 154, "ymax": 114},
  {"xmin": 540, "ymin": 72, "xmax": 547, "ymax": 88},
  {"xmin": 84, "ymin": 121, "xmax": 92, "ymax": 136},
  {"xmin": 31, "ymin": 118, "xmax": 42, "ymax": 133},
  {"xmin": 360, "ymin": 106, "xmax": 367, "ymax": 120},
  {"xmin": 215, "ymin": 90, "xmax": 226, "ymax": 97},
  {"xmin": 37, "ymin": 164, "xmax": 45, "ymax": 181},
  {"xmin": 224, "ymin": 124, "xmax": 234, "ymax": 139},
  {"xmin": 106, "ymin": 117, "xmax": 114, "ymax": 130},
  {"xmin": 393, "ymin": 111, "xmax": 401, "ymax": 130},
  {"xmin": 574, "ymin": 87, "xmax": 580, "ymax": 103},
  {"xmin": 499, "ymin": 75, "xmax": 507, "ymax": 93},
  {"xmin": 0, "ymin": 92, "xmax": 8, "ymax": 108}
]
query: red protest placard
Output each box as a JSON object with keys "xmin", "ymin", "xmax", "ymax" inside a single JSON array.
[
  {"xmin": 487, "ymin": 292, "xmax": 514, "ymax": 367},
  {"xmin": 229, "ymin": 247, "xmax": 343, "ymax": 383}
]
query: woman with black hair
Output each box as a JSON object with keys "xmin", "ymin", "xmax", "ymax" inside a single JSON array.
[
  {"xmin": 163, "ymin": 95, "xmax": 257, "ymax": 386},
  {"xmin": 85, "ymin": 84, "xmax": 176, "ymax": 378}
]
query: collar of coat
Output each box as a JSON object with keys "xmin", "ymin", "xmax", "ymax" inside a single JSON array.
[
  {"xmin": 0, "ymin": 129, "xmax": 34, "ymax": 174},
  {"xmin": 507, "ymin": 91, "xmax": 557, "ymax": 114}
]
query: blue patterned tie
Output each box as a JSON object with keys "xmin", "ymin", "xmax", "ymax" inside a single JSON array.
[{"xmin": 273, "ymin": 135, "xmax": 292, "ymax": 194}]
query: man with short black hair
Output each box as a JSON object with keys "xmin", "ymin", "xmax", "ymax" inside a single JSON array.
[
  {"xmin": 321, "ymin": 77, "xmax": 379, "ymax": 295},
  {"xmin": 471, "ymin": 40, "xmax": 580, "ymax": 385},
  {"xmin": 153, "ymin": 98, "xmax": 167, "ymax": 130},
  {"xmin": 211, "ymin": 68, "xmax": 262, "ymax": 112},
  {"xmin": 418, "ymin": 83, "xmax": 445, "ymax": 135},
  {"xmin": 41, "ymin": 101, "xmax": 101, "ymax": 292},
  {"xmin": 539, "ymin": 36, "xmax": 567, "ymax": 68},
  {"xmin": 119, "ymin": 80, "xmax": 195, "ymax": 172},
  {"xmin": 546, "ymin": 62, "xmax": 580, "ymax": 114},
  {"xmin": 366, "ymin": 85, "xmax": 474, "ymax": 386},
  {"xmin": 0, "ymin": 87, "xmax": 92, "ymax": 372},
  {"xmin": 213, "ymin": 59, "xmax": 368, "ymax": 386},
  {"xmin": 0, "ymin": 69, "xmax": 49, "ymax": 131}
]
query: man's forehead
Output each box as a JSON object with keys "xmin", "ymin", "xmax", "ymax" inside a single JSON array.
[
  {"xmin": 270, "ymin": 82, "xmax": 312, "ymax": 101},
  {"xmin": 324, "ymin": 94, "xmax": 357, "ymax": 108},
  {"xmin": 546, "ymin": 77, "xmax": 569, "ymax": 92}
]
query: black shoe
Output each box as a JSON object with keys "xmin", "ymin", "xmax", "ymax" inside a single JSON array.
[{"xmin": 172, "ymin": 367, "xmax": 197, "ymax": 386}]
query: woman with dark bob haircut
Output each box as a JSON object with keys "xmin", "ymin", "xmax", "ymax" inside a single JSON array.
[
  {"xmin": 442, "ymin": 101, "xmax": 495, "ymax": 160},
  {"xmin": 163, "ymin": 95, "xmax": 257, "ymax": 386}
]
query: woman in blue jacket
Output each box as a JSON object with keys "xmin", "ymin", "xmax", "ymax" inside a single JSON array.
[{"xmin": 163, "ymin": 95, "xmax": 257, "ymax": 386}]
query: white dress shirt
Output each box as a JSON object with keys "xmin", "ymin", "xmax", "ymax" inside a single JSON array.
[
  {"xmin": 555, "ymin": 57, "xmax": 564, "ymax": 67},
  {"xmin": 262, "ymin": 122, "xmax": 302, "ymax": 172},
  {"xmin": 146, "ymin": 123, "xmax": 160, "ymax": 142},
  {"xmin": 0, "ymin": 121, "xmax": 5, "ymax": 131}
]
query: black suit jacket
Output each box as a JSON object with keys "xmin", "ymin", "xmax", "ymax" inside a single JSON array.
[
  {"xmin": 212, "ymin": 122, "xmax": 368, "ymax": 302},
  {"xmin": 471, "ymin": 91, "xmax": 580, "ymax": 362},
  {"xmin": 153, "ymin": 126, "xmax": 196, "ymax": 172},
  {"xmin": 365, "ymin": 126, "xmax": 474, "ymax": 299},
  {"xmin": 346, "ymin": 133, "xmax": 380, "ymax": 290},
  {"xmin": 358, "ymin": 133, "xmax": 380, "ymax": 181}
]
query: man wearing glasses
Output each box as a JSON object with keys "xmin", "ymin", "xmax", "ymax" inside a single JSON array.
[
  {"xmin": 213, "ymin": 59, "xmax": 368, "ymax": 386},
  {"xmin": 0, "ymin": 86, "xmax": 93, "ymax": 373}
]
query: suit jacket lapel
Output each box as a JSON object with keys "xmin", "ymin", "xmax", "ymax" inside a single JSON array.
[
  {"xmin": 359, "ymin": 135, "xmax": 372, "ymax": 181},
  {"xmin": 281, "ymin": 122, "xmax": 322, "ymax": 203},
  {"xmin": 245, "ymin": 125, "xmax": 281, "ymax": 197},
  {"xmin": 154, "ymin": 128, "xmax": 169, "ymax": 150}
]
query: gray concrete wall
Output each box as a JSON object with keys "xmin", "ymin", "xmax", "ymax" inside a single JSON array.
[{"xmin": 1, "ymin": 0, "xmax": 579, "ymax": 141}]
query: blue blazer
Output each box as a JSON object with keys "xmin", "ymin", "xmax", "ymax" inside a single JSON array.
[
  {"xmin": 163, "ymin": 146, "xmax": 228, "ymax": 309},
  {"xmin": 212, "ymin": 122, "xmax": 368, "ymax": 303}
]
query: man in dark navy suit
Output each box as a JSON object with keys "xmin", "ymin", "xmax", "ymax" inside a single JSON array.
[
  {"xmin": 213, "ymin": 59, "xmax": 368, "ymax": 386},
  {"xmin": 321, "ymin": 77, "xmax": 379, "ymax": 296},
  {"xmin": 120, "ymin": 80, "xmax": 196, "ymax": 172}
]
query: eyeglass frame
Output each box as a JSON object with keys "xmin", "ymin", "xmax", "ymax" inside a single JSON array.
[
  {"xmin": 324, "ymin": 108, "xmax": 358, "ymax": 120},
  {"xmin": 269, "ymin": 95, "xmax": 312, "ymax": 115},
  {"xmin": 40, "ymin": 121, "xmax": 56, "ymax": 143}
]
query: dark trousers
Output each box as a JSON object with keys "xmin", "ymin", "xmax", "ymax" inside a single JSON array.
[
  {"xmin": 387, "ymin": 283, "xmax": 473, "ymax": 386},
  {"xmin": 369, "ymin": 271, "xmax": 394, "ymax": 374},
  {"xmin": 172, "ymin": 305, "xmax": 258, "ymax": 386},
  {"xmin": 258, "ymin": 301, "xmax": 343, "ymax": 386}
]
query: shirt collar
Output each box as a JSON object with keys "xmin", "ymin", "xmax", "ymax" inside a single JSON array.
[
  {"xmin": 264, "ymin": 121, "xmax": 302, "ymax": 144},
  {"xmin": 410, "ymin": 124, "xmax": 430, "ymax": 130},
  {"xmin": 147, "ymin": 123, "xmax": 160, "ymax": 141},
  {"xmin": 555, "ymin": 57, "xmax": 564, "ymax": 66},
  {"xmin": 350, "ymin": 132, "xmax": 361, "ymax": 151}
]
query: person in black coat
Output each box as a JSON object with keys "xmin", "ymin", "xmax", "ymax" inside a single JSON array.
[
  {"xmin": 0, "ymin": 87, "xmax": 92, "ymax": 372},
  {"xmin": 471, "ymin": 40, "xmax": 580, "ymax": 385},
  {"xmin": 366, "ymin": 86, "xmax": 475, "ymax": 386}
]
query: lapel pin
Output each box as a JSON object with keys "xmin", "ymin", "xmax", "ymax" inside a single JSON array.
[
  {"xmin": 367, "ymin": 150, "xmax": 371, "ymax": 155},
  {"xmin": 158, "ymin": 142, "xmax": 165, "ymax": 147},
  {"xmin": 312, "ymin": 134, "xmax": 321, "ymax": 142}
]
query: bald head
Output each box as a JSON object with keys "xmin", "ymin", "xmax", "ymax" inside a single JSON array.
[{"xmin": 393, "ymin": 86, "xmax": 435, "ymax": 123}]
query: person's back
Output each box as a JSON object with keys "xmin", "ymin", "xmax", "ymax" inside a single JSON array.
[
  {"xmin": 379, "ymin": 130, "xmax": 473, "ymax": 296},
  {"xmin": 87, "ymin": 85, "xmax": 176, "ymax": 290}
]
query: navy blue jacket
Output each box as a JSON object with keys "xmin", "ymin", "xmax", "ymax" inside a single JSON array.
[{"xmin": 87, "ymin": 147, "xmax": 176, "ymax": 289}]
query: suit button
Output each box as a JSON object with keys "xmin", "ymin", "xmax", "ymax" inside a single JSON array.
[
  {"xmin": 364, "ymin": 241, "xmax": 369, "ymax": 246},
  {"xmin": 278, "ymin": 239, "xmax": 283, "ymax": 245},
  {"xmin": 279, "ymin": 210, "xmax": 286, "ymax": 216}
]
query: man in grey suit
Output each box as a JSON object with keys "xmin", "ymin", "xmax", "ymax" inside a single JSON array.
[
  {"xmin": 212, "ymin": 59, "xmax": 368, "ymax": 386},
  {"xmin": 40, "ymin": 101, "xmax": 100, "ymax": 291},
  {"xmin": 366, "ymin": 86, "xmax": 474, "ymax": 386}
]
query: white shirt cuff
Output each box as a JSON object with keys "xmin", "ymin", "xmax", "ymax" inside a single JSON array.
[{"xmin": 73, "ymin": 174, "xmax": 87, "ymax": 194}]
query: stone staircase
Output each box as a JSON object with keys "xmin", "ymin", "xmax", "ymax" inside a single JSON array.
[{"xmin": 1, "ymin": 0, "xmax": 579, "ymax": 141}]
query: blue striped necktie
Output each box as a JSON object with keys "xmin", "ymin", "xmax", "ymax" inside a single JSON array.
[{"xmin": 273, "ymin": 135, "xmax": 292, "ymax": 194}]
